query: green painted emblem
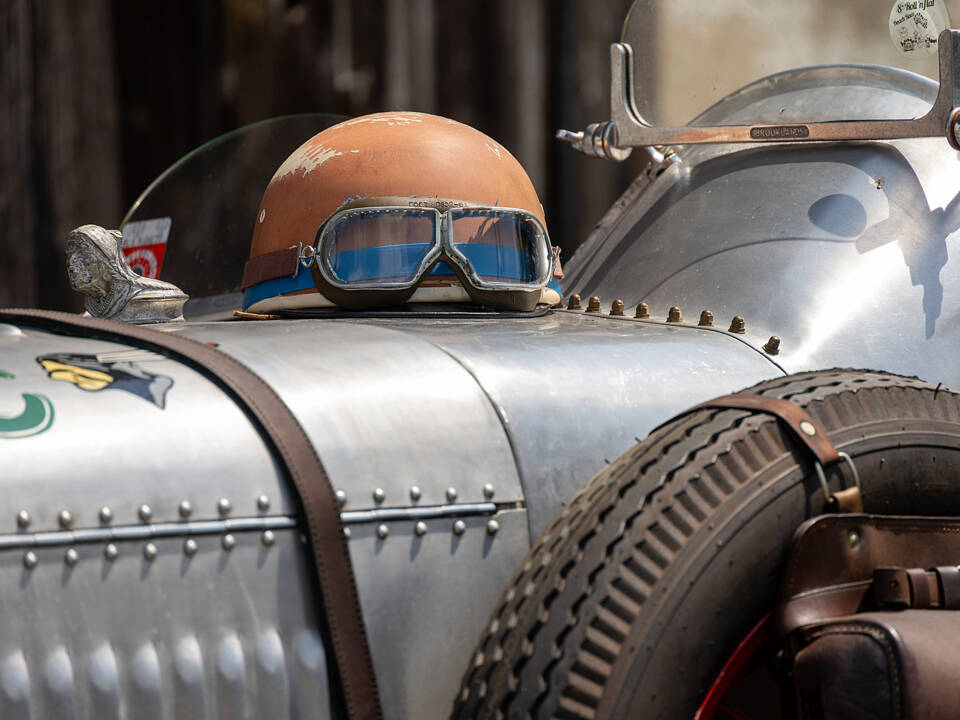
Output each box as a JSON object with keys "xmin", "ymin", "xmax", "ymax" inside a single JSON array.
[
  {"xmin": 0, "ymin": 392, "xmax": 55, "ymax": 438},
  {"xmin": 0, "ymin": 370, "xmax": 13, "ymax": 380}
]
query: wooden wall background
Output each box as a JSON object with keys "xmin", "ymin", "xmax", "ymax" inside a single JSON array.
[{"xmin": 0, "ymin": 0, "xmax": 643, "ymax": 310}]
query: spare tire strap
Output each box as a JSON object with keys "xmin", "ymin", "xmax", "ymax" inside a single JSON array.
[{"xmin": 0, "ymin": 309, "xmax": 382, "ymax": 719}]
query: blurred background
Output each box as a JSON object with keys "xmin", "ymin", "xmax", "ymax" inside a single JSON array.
[
  {"xmin": 1, "ymin": 0, "xmax": 955, "ymax": 310},
  {"xmin": 0, "ymin": 0, "xmax": 641, "ymax": 310}
]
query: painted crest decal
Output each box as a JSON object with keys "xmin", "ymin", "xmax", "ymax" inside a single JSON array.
[
  {"xmin": 37, "ymin": 350, "xmax": 173, "ymax": 409},
  {"xmin": 0, "ymin": 371, "xmax": 55, "ymax": 438}
]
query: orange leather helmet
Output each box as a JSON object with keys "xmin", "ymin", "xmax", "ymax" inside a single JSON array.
[{"xmin": 241, "ymin": 112, "xmax": 560, "ymax": 312}]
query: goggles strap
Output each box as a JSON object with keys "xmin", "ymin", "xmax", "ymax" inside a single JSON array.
[{"xmin": 240, "ymin": 245, "xmax": 300, "ymax": 290}]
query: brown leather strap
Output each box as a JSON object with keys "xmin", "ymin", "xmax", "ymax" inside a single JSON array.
[
  {"xmin": 690, "ymin": 393, "xmax": 841, "ymax": 466},
  {"xmin": 873, "ymin": 566, "xmax": 960, "ymax": 610},
  {"xmin": 0, "ymin": 309, "xmax": 382, "ymax": 719},
  {"xmin": 241, "ymin": 246, "xmax": 300, "ymax": 290}
]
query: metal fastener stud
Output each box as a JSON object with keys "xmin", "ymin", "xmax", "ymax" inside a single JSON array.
[
  {"xmin": 446, "ymin": 487, "xmax": 458, "ymax": 502},
  {"xmin": 183, "ymin": 538, "xmax": 198, "ymax": 556},
  {"xmin": 342, "ymin": 527, "xmax": 351, "ymax": 539},
  {"xmin": 261, "ymin": 530, "xmax": 276, "ymax": 547},
  {"xmin": 667, "ymin": 306, "xmax": 682, "ymax": 323},
  {"xmin": 800, "ymin": 420, "xmax": 817, "ymax": 437},
  {"xmin": 64, "ymin": 548, "xmax": 79, "ymax": 567},
  {"xmin": 586, "ymin": 296, "xmax": 602, "ymax": 313},
  {"xmin": 698, "ymin": 310, "xmax": 714, "ymax": 327},
  {"xmin": 99, "ymin": 506, "xmax": 113, "ymax": 524},
  {"xmin": 104, "ymin": 543, "xmax": 119, "ymax": 561},
  {"xmin": 486, "ymin": 519, "xmax": 500, "ymax": 536},
  {"xmin": 58, "ymin": 510, "xmax": 74, "ymax": 529},
  {"xmin": 566, "ymin": 294, "xmax": 582, "ymax": 310},
  {"xmin": 373, "ymin": 488, "xmax": 386, "ymax": 504},
  {"xmin": 414, "ymin": 521, "xmax": 428, "ymax": 537},
  {"xmin": 23, "ymin": 551, "xmax": 38, "ymax": 570},
  {"xmin": 335, "ymin": 489, "xmax": 347, "ymax": 508},
  {"xmin": 610, "ymin": 299, "xmax": 625, "ymax": 316},
  {"xmin": 409, "ymin": 486, "xmax": 422, "ymax": 502},
  {"xmin": 763, "ymin": 336, "xmax": 781, "ymax": 355},
  {"xmin": 221, "ymin": 534, "xmax": 236, "ymax": 551},
  {"xmin": 143, "ymin": 542, "xmax": 158, "ymax": 560},
  {"xmin": 138, "ymin": 504, "xmax": 153, "ymax": 523},
  {"xmin": 178, "ymin": 500, "xmax": 193, "ymax": 519},
  {"xmin": 729, "ymin": 316, "xmax": 746, "ymax": 334},
  {"xmin": 376, "ymin": 524, "xmax": 389, "ymax": 540},
  {"xmin": 635, "ymin": 302, "xmax": 650, "ymax": 319},
  {"xmin": 16, "ymin": 510, "xmax": 30, "ymax": 530},
  {"xmin": 256, "ymin": 494, "xmax": 270, "ymax": 512},
  {"xmin": 217, "ymin": 498, "xmax": 232, "ymax": 516},
  {"xmin": 483, "ymin": 483, "xmax": 495, "ymax": 499},
  {"xmin": 847, "ymin": 530, "xmax": 861, "ymax": 549},
  {"xmin": 452, "ymin": 520, "xmax": 467, "ymax": 536}
]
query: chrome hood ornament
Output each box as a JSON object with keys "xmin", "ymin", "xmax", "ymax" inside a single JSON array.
[{"xmin": 66, "ymin": 224, "xmax": 188, "ymax": 323}]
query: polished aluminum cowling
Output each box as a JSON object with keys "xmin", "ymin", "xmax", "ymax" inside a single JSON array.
[
  {"xmin": 0, "ymin": 309, "xmax": 781, "ymax": 719},
  {"xmin": 565, "ymin": 65, "xmax": 960, "ymax": 388}
]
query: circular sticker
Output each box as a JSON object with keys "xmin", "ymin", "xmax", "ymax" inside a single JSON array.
[
  {"xmin": 125, "ymin": 248, "xmax": 159, "ymax": 278},
  {"xmin": 889, "ymin": 0, "xmax": 952, "ymax": 59}
]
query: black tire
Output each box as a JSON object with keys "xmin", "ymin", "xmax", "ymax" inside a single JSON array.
[{"xmin": 454, "ymin": 370, "xmax": 960, "ymax": 719}]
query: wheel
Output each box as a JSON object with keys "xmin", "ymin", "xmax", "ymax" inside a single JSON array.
[{"xmin": 454, "ymin": 370, "xmax": 960, "ymax": 719}]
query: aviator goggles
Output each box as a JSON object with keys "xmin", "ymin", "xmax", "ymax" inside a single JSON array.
[{"xmin": 300, "ymin": 199, "xmax": 556, "ymax": 311}]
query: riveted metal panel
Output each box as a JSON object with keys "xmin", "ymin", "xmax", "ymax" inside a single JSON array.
[
  {"xmin": 0, "ymin": 528, "xmax": 331, "ymax": 720},
  {"xmin": 347, "ymin": 508, "xmax": 530, "ymax": 720},
  {"xmin": 171, "ymin": 321, "xmax": 524, "ymax": 511}
]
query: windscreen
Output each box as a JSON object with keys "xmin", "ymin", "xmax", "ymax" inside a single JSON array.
[
  {"xmin": 622, "ymin": 0, "xmax": 957, "ymax": 127},
  {"xmin": 121, "ymin": 114, "xmax": 345, "ymax": 301}
]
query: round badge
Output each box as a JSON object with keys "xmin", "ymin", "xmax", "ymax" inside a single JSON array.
[{"xmin": 889, "ymin": 0, "xmax": 952, "ymax": 59}]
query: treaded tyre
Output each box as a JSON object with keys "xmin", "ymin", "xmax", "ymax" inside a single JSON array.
[{"xmin": 454, "ymin": 370, "xmax": 960, "ymax": 719}]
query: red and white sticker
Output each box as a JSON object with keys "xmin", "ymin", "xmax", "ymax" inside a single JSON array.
[{"xmin": 121, "ymin": 218, "xmax": 171, "ymax": 279}]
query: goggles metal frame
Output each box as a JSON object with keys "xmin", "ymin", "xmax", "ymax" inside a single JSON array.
[{"xmin": 302, "ymin": 204, "xmax": 554, "ymax": 295}]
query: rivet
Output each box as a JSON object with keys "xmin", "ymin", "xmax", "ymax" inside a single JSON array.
[
  {"xmin": 483, "ymin": 483, "xmax": 495, "ymax": 499},
  {"xmin": 800, "ymin": 420, "xmax": 817, "ymax": 437},
  {"xmin": 452, "ymin": 520, "xmax": 467, "ymax": 536},
  {"xmin": 373, "ymin": 488, "xmax": 386, "ymax": 504},
  {"xmin": 610, "ymin": 299, "xmax": 625, "ymax": 316},
  {"xmin": 729, "ymin": 316, "xmax": 746, "ymax": 334},
  {"xmin": 414, "ymin": 521, "xmax": 428, "ymax": 537},
  {"xmin": 635, "ymin": 302, "xmax": 650, "ymax": 319},
  {"xmin": 409, "ymin": 485, "xmax": 422, "ymax": 502},
  {"xmin": 256, "ymin": 494, "xmax": 270, "ymax": 512},
  {"xmin": 566, "ymin": 294, "xmax": 582, "ymax": 310},
  {"xmin": 143, "ymin": 542, "xmax": 158, "ymax": 560},
  {"xmin": 64, "ymin": 548, "xmax": 79, "ymax": 567},
  {"xmin": 16, "ymin": 510, "xmax": 30, "ymax": 530},
  {"xmin": 58, "ymin": 510, "xmax": 74, "ymax": 529},
  {"xmin": 847, "ymin": 530, "xmax": 861, "ymax": 549},
  {"xmin": 698, "ymin": 310, "xmax": 714, "ymax": 327},
  {"xmin": 486, "ymin": 519, "xmax": 500, "ymax": 536},
  {"xmin": 446, "ymin": 487, "xmax": 458, "ymax": 502},
  {"xmin": 221, "ymin": 534, "xmax": 236, "ymax": 551},
  {"xmin": 22, "ymin": 551, "xmax": 38, "ymax": 570},
  {"xmin": 667, "ymin": 306, "xmax": 682, "ymax": 323},
  {"xmin": 261, "ymin": 530, "xmax": 276, "ymax": 547},
  {"xmin": 217, "ymin": 498, "xmax": 232, "ymax": 516},
  {"xmin": 342, "ymin": 527, "xmax": 351, "ymax": 538},
  {"xmin": 183, "ymin": 538, "xmax": 198, "ymax": 556},
  {"xmin": 763, "ymin": 335, "xmax": 781, "ymax": 355},
  {"xmin": 376, "ymin": 524, "xmax": 389, "ymax": 540},
  {"xmin": 104, "ymin": 543, "xmax": 119, "ymax": 561},
  {"xmin": 99, "ymin": 506, "xmax": 113, "ymax": 525},
  {"xmin": 178, "ymin": 500, "xmax": 193, "ymax": 519},
  {"xmin": 335, "ymin": 489, "xmax": 347, "ymax": 508},
  {"xmin": 586, "ymin": 296, "xmax": 601, "ymax": 313},
  {"xmin": 138, "ymin": 504, "xmax": 153, "ymax": 523}
]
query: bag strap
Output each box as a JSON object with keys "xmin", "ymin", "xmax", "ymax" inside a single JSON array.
[{"xmin": 0, "ymin": 309, "xmax": 382, "ymax": 719}]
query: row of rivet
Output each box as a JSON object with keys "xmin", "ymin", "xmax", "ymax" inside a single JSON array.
[
  {"xmin": 336, "ymin": 484, "xmax": 496, "ymax": 509},
  {"xmin": 21, "ymin": 530, "xmax": 278, "ymax": 569},
  {"xmin": 342, "ymin": 518, "xmax": 501, "ymax": 540},
  {"xmin": 16, "ymin": 494, "xmax": 273, "ymax": 531},
  {"xmin": 566, "ymin": 294, "xmax": 781, "ymax": 355}
]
